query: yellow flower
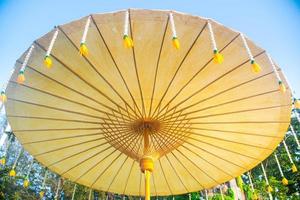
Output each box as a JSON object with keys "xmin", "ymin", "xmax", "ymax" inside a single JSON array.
[
  {"xmin": 292, "ymin": 164, "xmax": 298, "ymax": 173},
  {"xmin": 0, "ymin": 91, "xmax": 7, "ymax": 103},
  {"xmin": 294, "ymin": 99, "xmax": 300, "ymax": 109},
  {"xmin": 39, "ymin": 191, "xmax": 45, "ymax": 198},
  {"xmin": 23, "ymin": 179, "xmax": 30, "ymax": 188},
  {"xmin": 251, "ymin": 60, "xmax": 261, "ymax": 73},
  {"xmin": 79, "ymin": 43, "xmax": 88, "ymax": 56},
  {"xmin": 9, "ymin": 169, "xmax": 16, "ymax": 177},
  {"xmin": 123, "ymin": 35, "xmax": 133, "ymax": 48},
  {"xmin": 17, "ymin": 71, "xmax": 25, "ymax": 84},
  {"xmin": 172, "ymin": 37, "xmax": 180, "ymax": 49},
  {"xmin": 44, "ymin": 56, "xmax": 52, "ymax": 68},
  {"xmin": 267, "ymin": 185, "xmax": 273, "ymax": 193},
  {"xmin": 282, "ymin": 177, "xmax": 288, "ymax": 185},
  {"xmin": 279, "ymin": 81, "xmax": 286, "ymax": 93},
  {"xmin": 213, "ymin": 50, "xmax": 224, "ymax": 64},
  {"xmin": 0, "ymin": 158, "xmax": 5, "ymax": 165}
]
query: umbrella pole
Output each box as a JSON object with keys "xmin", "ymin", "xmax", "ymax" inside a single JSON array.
[{"xmin": 140, "ymin": 129, "xmax": 154, "ymax": 200}]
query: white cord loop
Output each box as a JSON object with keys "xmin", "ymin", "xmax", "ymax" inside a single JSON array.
[
  {"xmin": 240, "ymin": 33, "xmax": 254, "ymax": 61},
  {"xmin": 20, "ymin": 45, "xmax": 35, "ymax": 72},
  {"xmin": 124, "ymin": 11, "xmax": 129, "ymax": 36},
  {"xmin": 46, "ymin": 29, "xmax": 59, "ymax": 56},
  {"xmin": 208, "ymin": 21, "xmax": 217, "ymax": 51},
  {"xmin": 169, "ymin": 13, "xmax": 177, "ymax": 38},
  {"xmin": 274, "ymin": 153, "xmax": 284, "ymax": 177},
  {"xmin": 81, "ymin": 16, "xmax": 91, "ymax": 44}
]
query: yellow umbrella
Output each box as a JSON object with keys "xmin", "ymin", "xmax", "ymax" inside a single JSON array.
[{"xmin": 4, "ymin": 9, "xmax": 291, "ymax": 199}]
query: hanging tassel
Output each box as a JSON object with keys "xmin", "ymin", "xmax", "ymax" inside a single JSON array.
[
  {"xmin": 17, "ymin": 45, "xmax": 35, "ymax": 84},
  {"xmin": 23, "ymin": 159, "xmax": 34, "ymax": 188},
  {"xmin": 170, "ymin": 13, "xmax": 180, "ymax": 49},
  {"xmin": 241, "ymin": 34, "xmax": 261, "ymax": 73},
  {"xmin": 208, "ymin": 22, "xmax": 223, "ymax": 64},
  {"xmin": 40, "ymin": 170, "xmax": 48, "ymax": 198},
  {"xmin": 0, "ymin": 135, "xmax": 12, "ymax": 166},
  {"xmin": 261, "ymin": 163, "xmax": 273, "ymax": 199},
  {"xmin": 44, "ymin": 28, "xmax": 58, "ymax": 68},
  {"xmin": 123, "ymin": 11, "xmax": 133, "ymax": 48},
  {"xmin": 247, "ymin": 172, "xmax": 258, "ymax": 200},
  {"xmin": 290, "ymin": 125, "xmax": 300, "ymax": 148},
  {"xmin": 88, "ymin": 189, "xmax": 93, "ymax": 200},
  {"xmin": 274, "ymin": 153, "xmax": 288, "ymax": 186},
  {"xmin": 236, "ymin": 176, "xmax": 244, "ymax": 191},
  {"xmin": 9, "ymin": 169, "xmax": 16, "ymax": 177},
  {"xmin": 279, "ymin": 81, "xmax": 286, "ymax": 93},
  {"xmin": 282, "ymin": 140, "xmax": 297, "ymax": 173},
  {"xmin": 267, "ymin": 54, "xmax": 285, "ymax": 93},
  {"xmin": 79, "ymin": 16, "xmax": 91, "ymax": 56},
  {"xmin": 0, "ymin": 91, "xmax": 7, "ymax": 103},
  {"xmin": 294, "ymin": 99, "xmax": 300, "ymax": 109},
  {"xmin": 71, "ymin": 184, "xmax": 77, "ymax": 200},
  {"xmin": 0, "ymin": 157, "xmax": 5, "ymax": 165}
]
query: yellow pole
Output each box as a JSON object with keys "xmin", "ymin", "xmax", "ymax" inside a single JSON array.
[{"xmin": 145, "ymin": 170, "xmax": 151, "ymax": 200}]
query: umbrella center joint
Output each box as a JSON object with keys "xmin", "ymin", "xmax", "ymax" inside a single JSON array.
[{"xmin": 131, "ymin": 119, "xmax": 161, "ymax": 135}]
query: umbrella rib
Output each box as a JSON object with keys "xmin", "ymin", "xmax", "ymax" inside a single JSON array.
[
  {"xmin": 162, "ymin": 89, "xmax": 279, "ymax": 122},
  {"xmin": 16, "ymin": 60, "xmax": 134, "ymax": 121},
  {"xmin": 122, "ymin": 159, "xmax": 135, "ymax": 195},
  {"xmin": 9, "ymin": 80, "xmax": 131, "ymax": 123},
  {"xmin": 13, "ymin": 127, "xmax": 102, "ymax": 133},
  {"xmin": 151, "ymin": 170, "xmax": 158, "ymax": 197},
  {"xmin": 165, "ymin": 154, "xmax": 190, "ymax": 193},
  {"xmin": 7, "ymin": 97, "xmax": 128, "ymax": 126},
  {"xmin": 90, "ymin": 15, "xmax": 143, "ymax": 120},
  {"xmin": 57, "ymin": 26, "xmax": 143, "ymax": 119},
  {"xmin": 107, "ymin": 156, "xmax": 129, "ymax": 191},
  {"xmin": 158, "ymin": 159, "xmax": 173, "ymax": 195},
  {"xmin": 128, "ymin": 10, "xmax": 146, "ymax": 117},
  {"xmin": 164, "ymin": 104, "xmax": 291, "ymax": 124},
  {"xmin": 150, "ymin": 21, "xmax": 208, "ymax": 118},
  {"xmin": 148, "ymin": 13, "xmax": 169, "ymax": 117},
  {"xmin": 170, "ymin": 151, "xmax": 205, "ymax": 189},
  {"xmin": 22, "ymin": 131, "xmax": 105, "ymax": 145},
  {"xmin": 34, "ymin": 40, "xmax": 140, "ymax": 120},
  {"xmin": 156, "ymin": 50, "xmax": 266, "ymax": 120},
  {"xmin": 159, "ymin": 70, "xmax": 275, "ymax": 121},
  {"xmin": 34, "ymin": 136, "xmax": 106, "ymax": 157},
  {"xmin": 154, "ymin": 33, "xmax": 240, "ymax": 119}
]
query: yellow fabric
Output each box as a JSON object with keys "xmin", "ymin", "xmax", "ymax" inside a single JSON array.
[
  {"xmin": 9, "ymin": 169, "xmax": 16, "ymax": 177},
  {"xmin": 279, "ymin": 83, "xmax": 286, "ymax": 93},
  {"xmin": 123, "ymin": 36, "xmax": 133, "ymax": 48},
  {"xmin": 44, "ymin": 56, "xmax": 53, "ymax": 68},
  {"xmin": 17, "ymin": 74, "xmax": 25, "ymax": 84},
  {"xmin": 251, "ymin": 62, "xmax": 261, "ymax": 73},
  {"xmin": 213, "ymin": 52, "xmax": 224, "ymax": 64},
  {"xmin": 282, "ymin": 177, "xmax": 288, "ymax": 185},
  {"xmin": 0, "ymin": 93, "xmax": 7, "ymax": 103},
  {"xmin": 145, "ymin": 170, "xmax": 151, "ymax": 200},
  {"xmin": 23, "ymin": 179, "xmax": 30, "ymax": 188},
  {"xmin": 172, "ymin": 38, "xmax": 180, "ymax": 49},
  {"xmin": 292, "ymin": 164, "xmax": 298, "ymax": 173},
  {"xmin": 79, "ymin": 43, "xmax": 89, "ymax": 56}
]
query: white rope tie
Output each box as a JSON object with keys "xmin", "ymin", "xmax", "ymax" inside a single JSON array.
[
  {"xmin": 41, "ymin": 170, "xmax": 48, "ymax": 189},
  {"xmin": 124, "ymin": 11, "xmax": 129, "ymax": 36},
  {"xmin": 46, "ymin": 29, "xmax": 59, "ymax": 56},
  {"xmin": 88, "ymin": 188, "xmax": 92, "ymax": 200},
  {"xmin": 274, "ymin": 153, "xmax": 284, "ymax": 177},
  {"xmin": 189, "ymin": 193, "xmax": 191, "ymax": 200},
  {"xmin": 282, "ymin": 140, "xmax": 294, "ymax": 164},
  {"xmin": 81, "ymin": 16, "xmax": 91, "ymax": 44},
  {"xmin": 290, "ymin": 125, "xmax": 300, "ymax": 148},
  {"xmin": 1, "ymin": 69, "xmax": 15, "ymax": 93},
  {"xmin": 261, "ymin": 163, "xmax": 269, "ymax": 185},
  {"xmin": 12, "ymin": 148, "xmax": 22, "ymax": 169},
  {"xmin": 267, "ymin": 54, "xmax": 282, "ymax": 82},
  {"xmin": 208, "ymin": 21, "xmax": 217, "ymax": 51},
  {"xmin": 71, "ymin": 184, "xmax": 77, "ymax": 200},
  {"xmin": 25, "ymin": 159, "xmax": 34, "ymax": 178},
  {"xmin": 205, "ymin": 189, "xmax": 208, "ymax": 200},
  {"xmin": 169, "ymin": 13, "xmax": 177, "ymax": 38},
  {"xmin": 247, "ymin": 171, "xmax": 254, "ymax": 192},
  {"xmin": 240, "ymin": 33, "xmax": 254, "ymax": 61},
  {"xmin": 20, "ymin": 45, "xmax": 35, "ymax": 72},
  {"xmin": 54, "ymin": 178, "xmax": 61, "ymax": 199}
]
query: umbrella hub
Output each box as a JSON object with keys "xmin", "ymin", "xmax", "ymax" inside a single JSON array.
[{"xmin": 131, "ymin": 118, "xmax": 161, "ymax": 135}]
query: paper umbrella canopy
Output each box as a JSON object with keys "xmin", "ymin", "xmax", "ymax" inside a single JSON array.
[{"xmin": 4, "ymin": 9, "xmax": 292, "ymax": 199}]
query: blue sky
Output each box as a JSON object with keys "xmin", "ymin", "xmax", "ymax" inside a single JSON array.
[{"xmin": 0, "ymin": 0, "xmax": 299, "ymax": 95}]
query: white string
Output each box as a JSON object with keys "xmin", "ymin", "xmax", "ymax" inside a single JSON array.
[
  {"xmin": 46, "ymin": 29, "xmax": 59, "ymax": 56},
  {"xmin": 1, "ymin": 69, "xmax": 16, "ymax": 93},
  {"xmin": 247, "ymin": 171, "xmax": 254, "ymax": 192},
  {"xmin": 81, "ymin": 16, "xmax": 91, "ymax": 44},
  {"xmin": 71, "ymin": 184, "xmax": 77, "ymax": 200},
  {"xmin": 290, "ymin": 125, "xmax": 300, "ymax": 148},
  {"xmin": 261, "ymin": 163, "xmax": 269, "ymax": 185},
  {"xmin": 281, "ymin": 71, "xmax": 295, "ymax": 96},
  {"xmin": 25, "ymin": 159, "xmax": 34, "ymax": 178},
  {"xmin": 282, "ymin": 140, "xmax": 294, "ymax": 164},
  {"xmin": 207, "ymin": 21, "xmax": 217, "ymax": 51},
  {"xmin": 41, "ymin": 170, "xmax": 48, "ymax": 189},
  {"xmin": 20, "ymin": 45, "xmax": 35, "ymax": 72},
  {"xmin": 124, "ymin": 11, "xmax": 129, "ymax": 36},
  {"xmin": 274, "ymin": 153, "xmax": 284, "ymax": 177},
  {"xmin": 12, "ymin": 148, "xmax": 22, "ymax": 169},
  {"xmin": 240, "ymin": 33, "xmax": 254, "ymax": 61},
  {"xmin": 54, "ymin": 178, "xmax": 61, "ymax": 199},
  {"xmin": 219, "ymin": 185, "xmax": 224, "ymax": 200},
  {"xmin": 205, "ymin": 189, "xmax": 208, "ymax": 200},
  {"xmin": 169, "ymin": 13, "xmax": 177, "ymax": 38},
  {"xmin": 88, "ymin": 188, "xmax": 92, "ymax": 200},
  {"xmin": 267, "ymin": 53, "xmax": 282, "ymax": 82},
  {"xmin": 189, "ymin": 193, "xmax": 191, "ymax": 200}
]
